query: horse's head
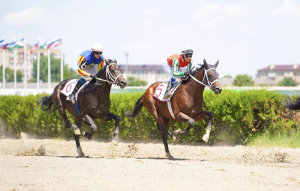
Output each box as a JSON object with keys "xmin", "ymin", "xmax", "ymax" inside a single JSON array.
[
  {"xmin": 202, "ymin": 59, "xmax": 222, "ymax": 94},
  {"xmin": 99, "ymin": 59, "xmax": 127, "ymax": 89}
]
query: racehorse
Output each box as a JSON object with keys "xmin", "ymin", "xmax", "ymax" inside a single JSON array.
[
  {"xmin": 125, "ymin": 59, "xmax": 222, "ymax": 159},
  {"xmin": 282, "ymin": 94, "xmax": 300, "ymax": 110},
  {"xmin": 39, "ymin": 59, "xmax": 126, "ymax": 156}
]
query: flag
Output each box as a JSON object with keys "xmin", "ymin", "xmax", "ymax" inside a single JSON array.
[
  {"xmin": 38, "ymin": 38, "xmax": 49, "ymax": 50},
  {"xmin": 8, "ymin": 38, "xmax": 24, "ymax": 51},
  {"xmin": 47, "ymin": 38, "xmax": 62, "ymax": 49},
  {"xmin": 1, "ymin": 42, "xmax": 13, "ymax": 50},
  {"xmin": 0, "ymin": 40, "xmax": 3, "ymax": 44},
  {"xmin": 30, "ymin": 42, "xmax": 40, "ymax": 54}
]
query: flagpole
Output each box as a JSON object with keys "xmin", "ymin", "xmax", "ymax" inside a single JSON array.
[
  {"xmin": 61, "ymin": 39, "xmax": 63, "ymax": 82},
  {"xmin": 37, "ymin": 37, "xmax": 40, "ymax": 89},
  {"xmin": 48, "ymin": 49, "xmax": 50, "ymax": 89},
  {"xmin": 2, "ymin": 49, "xmax": 5, "ymax": 89},
  {"xmin": 14, "ymin": 38, "xmax": 16, "ymax": 89},
  {"xmin": 24, "ymin": 37, "xmax": 27, "ymax": 89}
]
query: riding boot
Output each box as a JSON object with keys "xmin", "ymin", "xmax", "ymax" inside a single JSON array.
[
  {"xmin": 68, "ymin": 79, "xmax": 85, "ymax": 103},
  {"xmin": 163, "ymin": 81, "xmax": 177, "ymax": 100}
]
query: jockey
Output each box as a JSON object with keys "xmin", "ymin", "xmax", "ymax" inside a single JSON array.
[
  {"xmin": 162, "ymin": 48, "xmax": 193, "ymax": 99},
  {"xmin": 68, "ymin": 43, "xmax": 105, "ymax": 103}
]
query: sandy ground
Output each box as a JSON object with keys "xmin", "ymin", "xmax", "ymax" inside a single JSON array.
[{"xmin": 0, "ymin": 134, "xmax": 300, "ymax": 191}]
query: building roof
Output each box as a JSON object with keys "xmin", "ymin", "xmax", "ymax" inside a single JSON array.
[
  {"xmin": 258, "ymin": 65, "xmax": 300, "ymax": 71},
  {"xmin": 118, "ymin": 64, "xmax": 163, "ymax": 71}
]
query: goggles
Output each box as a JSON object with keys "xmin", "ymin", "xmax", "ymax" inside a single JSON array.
[{"xmin": 93, "ymin": 51, "xmax": 102, "ymax": 55}]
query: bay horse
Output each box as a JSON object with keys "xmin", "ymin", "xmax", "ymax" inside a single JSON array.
[
  {"xmin": 40, "ymin": 59, "xmax": 126, "ymax": 156},
  {"xmin": 125, "ymin": 59, "xmax": 222, "ymax": 159}
]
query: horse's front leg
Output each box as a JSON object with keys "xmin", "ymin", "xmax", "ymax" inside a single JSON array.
[
  {"xmin": 82, "ymin": 114, "xmax": 97, "ymax": 140},
  {"xmin": 74, "ymin": 120, "xmax": 84, "ymax": 157},
  {"xmin": 102, "ymin": 112, "xmax": 120, "ymax": 146},
  {"xmin": 193, "ymin": 110, "xmax": 213, "ymax": 143},
  {"xmin": 173, "ymin": 112, "xmax": 195, "ymax": 136}
]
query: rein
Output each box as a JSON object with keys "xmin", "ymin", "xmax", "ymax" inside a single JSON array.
[
  {"xmin": 95, "ymin": 63, "xmax": 123, "ymax": 85},
  {"xmin": 189, "ymin": 68, "xmax": 219, "ymax": 88}
]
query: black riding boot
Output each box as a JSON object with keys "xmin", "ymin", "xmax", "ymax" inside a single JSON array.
[
  {"xmin": 68, "ymin": 80, "xmax": 85, "ymax": 103},
  {"xmin": 163, "ymin": 81, "xmax": 174, "ymax": 99}
]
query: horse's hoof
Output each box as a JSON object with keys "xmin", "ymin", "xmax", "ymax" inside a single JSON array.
[
  {"xmin": 77, "ymin": 147, "xmax": 85, "ymax": 157},
  {"xmin": 72, "ymin": 125, "xmax": 81, "ymax": 135},
  {"xmin": 172, "ymin": 133, "xmax": 180, "ymax": 143},
  {"xmin": 112, "ymin": 139, "xmax": 118, "ymax": 146},
  {"xmin": 173, "ymin": 129, "xmax": 182, "ymax": 135},
  {"xmin": 166, "ymin": 152, "xmax": 175, "ymax": 160},
  {"xmin": 202, "ymin": 134, "xmax": 209, "ymax": 143}
]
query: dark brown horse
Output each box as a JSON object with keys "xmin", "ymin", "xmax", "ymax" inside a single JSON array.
[
  {"xmin": 125, "ymin": 59, "xmax": 222, "ymax": 159},
  {"xmin": 40, "ymin": 59, "xmax": 126, "ymax": 156}
]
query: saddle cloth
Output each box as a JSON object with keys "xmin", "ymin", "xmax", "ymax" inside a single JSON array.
[
  {"xmin": 153, "ymin": 81, "xmax": 170, "ymax": 102},
  {"xmin": 60, "ymin": 79, "xmax": 89, "ymax": 102},
  {"xmin": 153, "ymin": 81, "xmax": 175, "ymax": 119}
]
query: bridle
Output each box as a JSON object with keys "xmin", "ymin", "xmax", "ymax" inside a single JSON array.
[
  {"xmin": 188, "ymin": 67, "xmax": 219, "ymax": 88},
  {"xmin": 95, "ymin": 63, "xmax": 123, "ymax": 85}
]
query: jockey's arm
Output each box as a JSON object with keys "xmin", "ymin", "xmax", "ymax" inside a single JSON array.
[
  {"xmin": 188, "ymin": 60, "xmax": 193, "ymax": 73},
  {"xmin": 77, "ymin": 55, "xmax": 90, "ymax": 77},
  {"xmin": 172, "ymin": 59, "xmax": 185, "ymax": 77}
]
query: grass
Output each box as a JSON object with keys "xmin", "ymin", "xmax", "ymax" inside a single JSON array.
[{"xmin": 248, "ymin": 131, "xmax": 300, "ymax": 148}]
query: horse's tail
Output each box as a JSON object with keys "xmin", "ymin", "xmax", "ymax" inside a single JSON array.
[
  {"xmin": 282, "ymin": 94, "xmax": 300, "ymax": 110},
  {"xmin": 39, "ymin": 95, "xmax": 57, "ymax": 114},
  {"xmin": 124, "ymin": 95, "xmax": 143, "ymax": 118}
]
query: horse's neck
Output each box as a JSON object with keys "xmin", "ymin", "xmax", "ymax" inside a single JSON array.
[
  {"xmin": 184, "ymin": 69, "xmax": 206, "ymax": 100},
  {"xmin": 95, "ymin": 67, "xmax": 112, "ymax": 98}
]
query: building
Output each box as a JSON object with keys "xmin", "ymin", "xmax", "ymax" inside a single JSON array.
[
  {"xmin": 119, "ymin": 64, "xmax": 169, "ymax": 85},
  {"xmin": 257, "ymin": 65, "xmax": 300, "ymax": 83},
  {"xmin": 0, "ymin": 45, "xmax": 61, "ymax": 80}
]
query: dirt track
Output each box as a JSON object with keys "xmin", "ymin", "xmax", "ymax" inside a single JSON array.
[{"xmin": 0, "ymin": 134, "xmax": 300, "ymax": 191}]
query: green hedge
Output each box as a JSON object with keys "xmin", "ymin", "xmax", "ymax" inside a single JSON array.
[{"xmin": 0, "ymin": 90, "xmax": 298, "ymax": 143}]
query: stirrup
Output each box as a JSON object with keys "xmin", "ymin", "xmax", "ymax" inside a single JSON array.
[
  {"xmin": 69, "ymin": 94, "xmax": 75, "ymax": 104},
  {"xmin": 163, "ymin": 92, "xmax": 172, "ymax": 100}
]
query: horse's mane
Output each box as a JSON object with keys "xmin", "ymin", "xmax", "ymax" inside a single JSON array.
[
  {"xmin": 182, "ymin": 64, "xmax": 204, "ymax": 84},
  {"xmin": 191, "ymin": 64, "xmax": 204, "ymax": 76}
]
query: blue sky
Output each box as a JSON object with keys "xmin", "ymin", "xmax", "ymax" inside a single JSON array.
[{"xmin": 1, "ymin": 0, "xmax": 300, "ymax": 77}]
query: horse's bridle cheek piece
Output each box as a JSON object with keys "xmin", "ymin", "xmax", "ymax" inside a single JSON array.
[
  {"xmin": 189, "ymin": 68, "xmax": 219, "ymax": 88},
  {"xmin": 95, "ymin": 63, "xmax": 123, "ymax": 85}
]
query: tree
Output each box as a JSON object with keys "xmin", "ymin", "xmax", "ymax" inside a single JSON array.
[
  {"xmin": 278, "ymin": 77, "xmax": 298, "ymax": 86},
  {"xmin": 0, "ymin": 66, "xmax": 23, "ymax": 82},
  {"xmin": 222, "ymin": 74, "xmax": 232, "ymax": 78},
  {"xmin": 127, "ymin": 77, "xmax": 147, "ymax": 86},
  {"xmin": 233, "ymin": 74, "xmax": 254, "ymax": 86},
  {"xmin": 30, "ymin": 56, "xmax": 80, "ymax": 82}
]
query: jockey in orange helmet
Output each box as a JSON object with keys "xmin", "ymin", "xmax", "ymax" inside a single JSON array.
[{"xmin": 162, "ymin": 49, "xmax": 193, "ymax": 99}]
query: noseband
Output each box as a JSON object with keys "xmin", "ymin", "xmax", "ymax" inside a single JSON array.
[
  {"xmin": 189, "ymin": 68, "xmax": 219, "ymax": 88},
  {"xmin": 95, "ymin": 63, "xmax": 123, "ymax": 85}
]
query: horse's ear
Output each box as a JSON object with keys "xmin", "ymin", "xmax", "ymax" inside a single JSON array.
[
  {"xmin": 105, "ymin": 59, "xmax": 109, "ymax": 65},
  {"xmin": 214, "ymin": 60, "xmax": 219, "ymax": 68},
  {"xmin": 203, "ymin": 59, "xmax": 208, "ymax": 68},
  {"xmin": 114, "ymin": 59, "xmax": 117, "ymax": 65}
]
